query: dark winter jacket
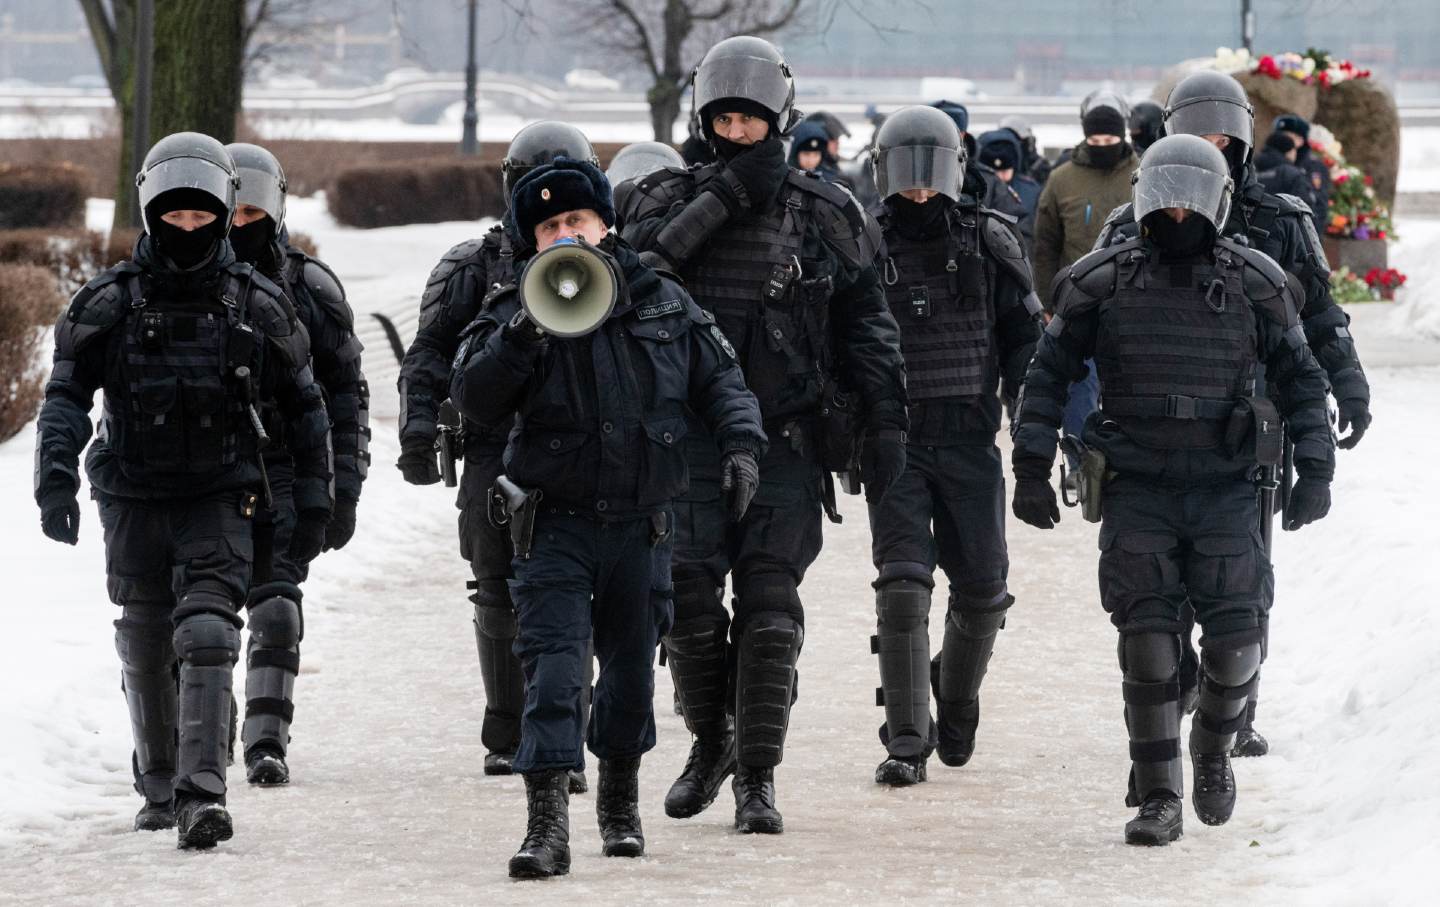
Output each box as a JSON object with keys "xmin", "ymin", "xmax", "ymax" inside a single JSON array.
[{"xmin": 1032, "ymin": 141, "xmax": 1140, "ymax": 303}]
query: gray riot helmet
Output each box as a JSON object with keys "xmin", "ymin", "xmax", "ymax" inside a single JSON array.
[
  {"xmin": 226, "ymin": 142, "xmax": 287, "ymax": 233},
  {"xmin": 1163, "ymin": 70, "xmax": 1255, "ymax": 168},
  {"xmin": 1081, "ymin": 88, "xmax": 1130, "ymax": 121},
  {"xmin": 871, "ymin": 105, "xmax": 965, "ymax": 203},
  {"xmin": 502, "ymin": 122, "xmax": 600, "ymax": 199},
  {"xmin": 605, "ymin": 141, "xmax": 685, "ymax": 188},
  {"xmin": 1132, "ymin": 134, "xmax": 1234, "ymax": 232},
  {"xmin": 135, "ymin": 131, "xmax": 238, "ymax": 237},
  {"xmin": 691, "ymin": 36, "xmax": 799, "ymax": 140}
]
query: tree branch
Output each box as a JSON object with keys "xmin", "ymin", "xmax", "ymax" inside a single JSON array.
[
  {"xmin": 76, "ymin": 0, "xmax": 119, "ymax": 98},
  {"xmin": 742, "ymin": 0, "xmax": 802, "ymax": 36},
  {"xmin": 691, "ymin": 0, "xmax": 734, "ymax": 23},
  {"xmin": 605, "ymin": 0, "xmax": 662, "ymax": 81}
]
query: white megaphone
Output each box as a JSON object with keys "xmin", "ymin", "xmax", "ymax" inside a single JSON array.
[{"xmin": 518, "ymin": 237, "xmax": 619, "ymax": 338}]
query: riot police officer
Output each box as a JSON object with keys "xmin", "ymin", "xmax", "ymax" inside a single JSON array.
[
  {"xmin": 606, "ymin": 140, "xmax": 686, "ymax": 232},
  {"xmin": 450, "ymin": 157, "xmax": 765, "ymax": 877},
  {"xmin": 34, "ymin": 132, "xmax": 333, "ymax": 848},
  {"xmin": 623, "ymin": 36, "xmax": 907, "ymax": 834},
  {"xmin": 865, "ymin": 106, "xmax": 1042, "ymax": 785},
  {"xmin": 397, "ymin": 122, "xmax": 597, "ymax": 791},
  {"xmin": 1093, "ymin": 71, "xmax": 1372, "ymax": 754},
  {"xmin": 225, "ymin": 142, "xmax": 370, "ymax": 785},
  {"xmin": 1012, "ymin": 135, "xmax": 1334, "ymax": 845},
  {"xmin": 1129, "ymin": 101, "xmax": 1165, "ymax": 156}
]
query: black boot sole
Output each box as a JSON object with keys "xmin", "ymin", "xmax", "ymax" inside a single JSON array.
[
  {"xmin": 874, "ymin": 757, "xmax": 927, "ymax": 786},
  {"xmin": 246, "ymin": 759, "xmax": 289, "ymax": 787},
  {"xmin": 508, "ymin": 854, "xmax": 571, "ymax": 879},
  {"xmin": 484, "ymin": 754, "xmax": 517, "ymax": 776},
  {"xmin": 177, "ymin": 807, "xmax": 234, "ymax": 850},
  {"xmin": 1231, "ymin": 729, "xmax": 1269, "ymax": 758},
  {"xmin": 1124, "ymin": 822, "xmax": 1183, "ymax": 846},
  {"xmin": 602, "ymin": 836, "xmax": 645, "ymax": 857},
  {"xmin": 935, "ymin": 746, "xmax": 973, "ymax": 768},
  {"xmin": 664, "ymin": 763, "xmax": 735, "ymax": 819},
  {"xmin": 134, "ymin": 811, "xmax": 176, "ymax": 832},
  {"xmin": 735, "ymin": 813, "xmax": 784, "ymax": 835}
]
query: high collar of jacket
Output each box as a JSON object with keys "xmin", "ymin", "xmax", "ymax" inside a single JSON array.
[
  {"xmin": 1070, "ymin": 140, "xmax": 1135, "ymax": 171},
  {"xmin": 133, "ymin": 232, "xmax": 236, "ymax": 292},
  {"xmin": 603, "ymin": 234, "xmax": 659, "ymax": 315}
]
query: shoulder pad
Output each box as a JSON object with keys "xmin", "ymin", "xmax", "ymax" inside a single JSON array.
[
  {"xmin": 1102, "ymin": 202, "xmax": 1136, "ymax": 231},
  {"xmin": 1273, "ymin": 193, "xmax": 1312, "ymax": 217},
  {"xmin": 1092, "ymin": 203, "xmax": 1138, "ymax": 251},
  {"xmin": 241, "ymin": 268, "xmax": 300, "ymax": 339},
  {"xmin": 1222, "ymin": 239, "xmax": 1289, "ymax": 292},
  {"xmin": 299, "ymin": 257, "xmax": 353, "ymax": 330},
  {"xmin": 788, "ymin": 174, "xmax": 881, "ymax": 268},
  {"xmin": 58, "ymin": 263, "xmax": 138, "ymax": 353},
  {"xmin": 1069, "ymin": 238, "xmax": 1135, "ymax": 287},
  {"xmin": 633, "ymin": 166, "xmax": 697, "ymax": 208},
  {"xmin": 979, "ymin": 210, "xmax": 1034, "ymax": 293},
  {"xmin": 419, "ymin": 237, "xmax": 487, "ymax": 328},
  {"xmin": 1051, "ymin": 240, "xmax": 1131, "ymax": 315}
]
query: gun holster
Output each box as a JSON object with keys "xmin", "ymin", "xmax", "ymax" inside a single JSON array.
[
  {"xmin": 1059, "ymin": 435, "xmax": 1107, "ymax": 524},
  {"xmin": 488, "ymin": 475, "xmax": 543, "ymax": 559}
]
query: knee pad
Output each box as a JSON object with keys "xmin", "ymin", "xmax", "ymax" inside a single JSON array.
[
  {"xmin": 248, "ymin": 595, "xmax": 301, "ymax": 650},
  {"xmin": 467, "ymin": 578, "xmax": 510, "ymax": 611},
  {"xmin": 672, "ymin": 572, "xmax": 725, "ymax": 623},
  {"xmin": 173, "ymin": 613, "xmax": 241, "ymax": 668},
  {"xmin": 947, "ymin": 584, "xmax": 1011, "ymax": 637},
  {"xmin": 1201, "ymin": 641, "xmax": 1262, "ymax": 687},
  {"xmin": 1119, "ymin": 632, "xmax": 1179, "ymax": 682},
  {"xmin": 735, "ymin": 574, "xmax": 803, "ymax": 631},
  {"xmin": 114, "ymin": 606, "xmax": 175, "ymax": 672},
  {"xmin": 474, "ymin": 600, "xmax": 518, "ymax": 641},
  {"xmin": 874, "ymin": 561, "xmax": 934, "ymax": 589},
  {"xmin": 876, "ymin": 580, "xmax": 931, "ymax": 631}
]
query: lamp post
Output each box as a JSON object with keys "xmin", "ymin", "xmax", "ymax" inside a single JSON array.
[{"xmin": 460, "ymin": 0, "xmax": 479, "ymax": 155}]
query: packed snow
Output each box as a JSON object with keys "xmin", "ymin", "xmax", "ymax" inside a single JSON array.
[{"xmin": 0, "ymin": 184, "xmax": 1436, "ymax": 904}]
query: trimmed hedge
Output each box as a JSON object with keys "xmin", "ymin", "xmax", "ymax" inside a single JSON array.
[
  {"xmin": 327, "ymin": 158, "xmax": 505, "ymax": 228},
  {"xmin": 0, "ymin": 228, "xmax": 110, "ymax": 297},
  {"xmin": 0, "ymin": 163, "xmax": 89, "ymax": 230},
  {"xmin": 0, "ymin": 263, "xmax": 65, "ymax": 442}
]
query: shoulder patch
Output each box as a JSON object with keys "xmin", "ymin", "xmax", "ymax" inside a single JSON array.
[
  {"xmin": 709, "ymin": 323, "xmax": 737, "ymax": 360},
  {"xmin": 636, "ymin": 299, "xmax": 685, "ymax": 320}
]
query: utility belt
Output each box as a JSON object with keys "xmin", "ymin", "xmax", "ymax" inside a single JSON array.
[{"xmin": 487, "ymin": 476, "xmax": 672, "ymax": 559}]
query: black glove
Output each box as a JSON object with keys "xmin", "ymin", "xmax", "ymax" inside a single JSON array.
[
  {"xmin": 1336, "ymin": 398, "xmax": 1371, "ymax": 450},
  {"xmin": 720, "ymin": 449, "xmax": 760, "ymax": 522},
  {"xmin": 40, "ymin": 490, "xmax": 80, "ymax": 545},
  {"xmin": 860, "ymin": 432, "xmax": 907, "ymax": 502},
  {"xmin": 324, "ymin": 497, "xmax": 357, "ymax": 551},
  {"xmin": 723, "ymin": 138, "xmax": 788, "ymax": 208},
  {"xmin": 502, "ymin": 309, "xmax": 548, "ymax": 348},
  {"xmin": 397, "ymin": 434, "xmax": 441, "ymax": 486},
  {"xmin": 1283, "ymin": 476, "xmax": 1331, "ymax": 531},
  {"xmin": 287, "ymin": 509, "xmax": 330, "ymax": 564},
  {"xmin": 1012, "ymin": 478, "xmax": 1060, "ymax": 529}
]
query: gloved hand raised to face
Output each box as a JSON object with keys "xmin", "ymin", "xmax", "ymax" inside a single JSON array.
[
  {"xmin": 1336, "ymin": 397, "xmax": 1371, "ymax": 450},
  {"xmin": 720, "ymin": 449, "xmax": 760, "ymax": 522},
  {"xmin": 397, "ymin": 434, "xmax": 441, "ymax": 486},
  {"xmin": 1011, "ymin": 457, "xmax": 1060, "ymax": 530},
  {"xmin": 722, "ymin": 138, "xmax": 788, "ymax": 209},
  {"xmin": 39, "ymin": 490, "xmax": 80, "ymax": 545},
  {"xmin": 287, "ymin": 508, "xmax": 330, "ymax": 564},
  {"xmin": 1283, "ymin": 476, "xmax": 1331, "ymax": 531}
]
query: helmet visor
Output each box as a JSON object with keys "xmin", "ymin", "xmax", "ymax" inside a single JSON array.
[
  {"xmin": 695, "ymin": 55, "xmax": 791, "ymax": 121},
  {"xmin": 1165, "ymin": 96, "xmax": 1253, "ymax": 148},
  {"xmin": 1133, "ymin": 163, "xmax": 1231, "ymax": 230},
  {"xmin": 235, "ymin": 166, "xmax": 285, "ymax": 224},
  {"xmin": 876, "ymin": 144, "xmax": 963, "ymax": 201},
  {"xmin": 139, "ymin": 157, "xmax": 235, "ymax": 219}
]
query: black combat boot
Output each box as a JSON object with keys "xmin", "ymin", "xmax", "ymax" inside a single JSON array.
[
  {"xmin": 1191, "ymin": 749, "xmax": 1237, "ymax": 826},
  {"xmin": 733, "ymin": 765, "xmax": 782, "ymax": 834},
  {"xmin": 874, "ymin": 754, "xmax": 927, "ymax": 786},
  {"xmin": 596, "ymin": 756, "xmax": 644, "ymax": 857},
  {"xmin": 568, "ymin": 769, "xmax": 588, "ymax": 794},
  {"xmin": 665, "ymin": 722, "xmax": 736, "ymax": 818},
  {"xmin": 509, "ymin": 770, "xmax": 571, "ymax": 879},
  {"xmin": 485, "ymin": 751, "xmax": 516, "ymax": 775},
  {"xmin": 134, "ymin": 799, "xmax": 175, "ymax": 831},
  {"xmin": 1231, "ymin": 701, "xmax": 1269, "ymax": 757},
  {"xmin": 1124, "ymin": 790, "xmax": 1183, "ymax": 846},
  {"xmin": 175, "ymin": 795, "xmax": 233, "ymax": 850},
  {"xmin": 245, "ymin": 744, "xmax": 289, "ymax": 786},
  {"xmin": 934, "ymin": 696, "xmax": 980, "ymax": 767}
]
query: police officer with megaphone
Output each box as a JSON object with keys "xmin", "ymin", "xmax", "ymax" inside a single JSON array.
[{"xmin": 450, "ymin": 157, "xmax": 766, "ymax": 879}]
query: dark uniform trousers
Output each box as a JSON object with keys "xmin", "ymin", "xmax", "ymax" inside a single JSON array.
[
  {"xmin": 509, "ymin": 510, "xmax": 674, "ymax": 773},
  {"xmin": 242, "ymin": 463, "xmax": 306, "ymax": 761},
  {"xmin": 99, "ymin": 488, "xmax": 252, "ymax": 803}
]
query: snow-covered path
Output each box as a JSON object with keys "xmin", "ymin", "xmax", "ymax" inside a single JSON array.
[{"xmin": 1, "ymin": 202, "xmax": 1436, "ymax": 905}]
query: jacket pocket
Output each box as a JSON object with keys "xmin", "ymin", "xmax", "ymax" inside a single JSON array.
[{"xmin": 638, "ymin": 415, "xmax": 689, "ymax": 506}]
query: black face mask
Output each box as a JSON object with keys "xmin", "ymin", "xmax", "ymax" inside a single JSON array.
[
  {"xmin": 1145, "ymin": 212, "xmax": 1213, "ymax": 256},
  {"xmin": 1086, "ymin": 142, "xmax": 1129, "ymax": 169},
  {"xmin": 888, "ymin": 194, "xmax": 950, "ymax": 238},
  {"xmin": 153, "ymin": 220, "xmax": 221, "ymax": 269},
  {"xmin": 229, "ymin": 217, "xmax": 276, "ymax": 267},
  {"xmin": 712, "ymin": 135, "xmax": 753, "ymax": 163}
]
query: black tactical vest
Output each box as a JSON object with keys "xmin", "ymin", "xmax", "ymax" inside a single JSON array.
[
  {"xmin": 880, "ymin": 205, "xmax": 994, "ymax": 402},
  {"xmin": 682, "ymin": 168, "xmax": 828, "ymax": 422},
  {"xmin": 1096, "ymin": 246, "xmax": 1257, "ymax": 449},
  {"xmin": 105, "ymin": 270, "xmax": 262, "ymax": 476}
]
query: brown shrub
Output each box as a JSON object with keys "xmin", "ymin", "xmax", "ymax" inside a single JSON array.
[
  {"xmin": 327, "ymin": 157, "xmax": 506, "ymax": 228},
  {"xmin": 0, "ymin": 163, "xmax": 90, "ymax": 230},
  {"xmin": 0, "ymin": 229, "xmax": 110, "ymax": 297},
  {"xmin": 0, "ymin": 263, "xmax": 66, "ymax": 442},
  {"xmin": 286, "ymin": 230, "xmax": 319, "ymax": 258}
]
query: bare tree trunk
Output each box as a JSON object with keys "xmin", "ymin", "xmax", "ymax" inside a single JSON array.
[{"xmin": 648, "ymin": 78, "xmax": 684, "ymax": 142}]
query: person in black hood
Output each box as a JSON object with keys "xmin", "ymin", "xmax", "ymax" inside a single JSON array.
[
  {"xmin": 1129, "ymin": 100, "xmax": 1165, "ymax": 156},
  {"xmin": 34, "ymin": 132, "xmax": 332, "ymax": 849},
  {"xmin": 451, "ymin": 157, "xmax": 765, "ymax": 878},
  {"xmin": 623, "ymin": 35, "xmax": 906, "ymax": 837},
  {"xmin": 1274, "ymin": 113, "xmax": 1330, "ymax": 228},
  {"xmin": 224, "ymin": 142, "xmax": 370, "ymax": 788},
  {"xmin": 1254, "ymin": 131, "xmax": 1314, "ymax": 219}
]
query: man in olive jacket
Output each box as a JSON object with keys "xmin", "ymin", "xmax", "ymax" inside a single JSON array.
[{"xmin": 1031, "ymin": 102, "xmax": 1140, "ymax": 301}]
